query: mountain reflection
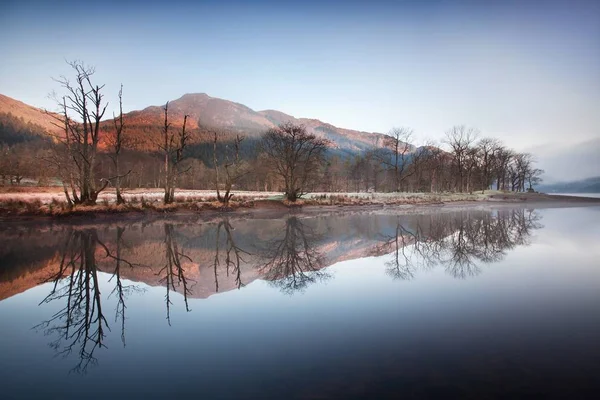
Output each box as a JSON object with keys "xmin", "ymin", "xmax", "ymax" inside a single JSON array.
[{"xmin": 0, "ymin": 207, "xmax": 543, "ymax": 372}]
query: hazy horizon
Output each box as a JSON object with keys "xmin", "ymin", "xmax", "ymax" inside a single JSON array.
[{"xmin": 1, "ymin": 0, "xmax": 599, "ymax": 182}]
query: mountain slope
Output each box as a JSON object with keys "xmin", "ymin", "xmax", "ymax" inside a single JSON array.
[
  {"xmin": 0, "ymin": 94, "xmax": 61, "ymax": 138},
  {"xmin": 0, "ymin": 92, "xmax": 398, "ymax": 154},
  {"xmin": 125, "ymin": 93, "xmax": 393, "ymax": 153}
]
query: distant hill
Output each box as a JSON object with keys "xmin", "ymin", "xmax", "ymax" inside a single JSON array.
[
  {"xmin": 123, "ymin": 93, "xmax": 395, "ymax": 154},
  {"xmin": 0, "ymin": 94, "xmax": 61, "ymax": 141},
  {"xmin": 537, "ymin": 176, "xmax": 600, "ymax": 193},
  {"xmin": 0, "ymin": 92, "xmax": 401, "ymax": 155}
]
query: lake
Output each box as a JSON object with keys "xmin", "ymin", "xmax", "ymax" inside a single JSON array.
[{"xmin": 1, "ymin": 204, "xmax": 600, "ymax": 399}]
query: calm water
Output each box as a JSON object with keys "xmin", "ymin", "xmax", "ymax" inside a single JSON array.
[{"xmin": 1, "ymin": 205, "xmax": 600, "ymax": 399}]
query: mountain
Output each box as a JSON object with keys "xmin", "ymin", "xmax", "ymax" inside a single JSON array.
[
  {"xmin": 125, "ymin": 93, "xmax": 393, "ymax": 153},
  {"xmin": 0, "ymin": 94, "xmax": 61, "ymax": 138},
  {"xmin": 0, "ymin": 92, "xmax": 395, "ymax": 154},
  {"xmin": 537, "ymin": 176, "xmax": 600, "ymax": 193}
]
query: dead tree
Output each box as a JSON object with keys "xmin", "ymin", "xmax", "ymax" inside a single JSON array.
[
  {"xmin": 107, "ymin": 85, "xmax": 130, "ymax": 204},
  {"xmin": 159, "ymin": 102, "xmax": 190, "ymax": 204},
  {"xmin": 213, "ymin": 132, "xmax": 247, "ymax": 205},
  {"xmin": 50, "ymin": 61, "xmax": 111, "ymax": 205}
]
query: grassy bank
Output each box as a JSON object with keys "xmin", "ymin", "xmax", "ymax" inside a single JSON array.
[{"xmin": 1, "ymin": 190, "xmax": 594, "ymax": 218}]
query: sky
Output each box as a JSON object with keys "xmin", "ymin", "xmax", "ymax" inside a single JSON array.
[{"xmin": 1, "ymin": 0, "xmax": 599, "ymax": 181}]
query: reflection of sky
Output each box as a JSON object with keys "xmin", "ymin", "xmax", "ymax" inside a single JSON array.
[{"xmin": 1, "ymin": 206, "xmax": 600, "ymax": 398}]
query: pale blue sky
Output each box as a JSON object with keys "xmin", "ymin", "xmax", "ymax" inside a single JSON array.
[{"xmin": 1, "ymin": 0, "xmax": 599, "ymax": 178}]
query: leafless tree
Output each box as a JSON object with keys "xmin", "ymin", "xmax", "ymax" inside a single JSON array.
[
  {"xmin": 493, "ymin": 146, "xmax": 514, "ymax": 191},
  {"xmin": 213, "ymin": 132, "xmax": 247, "ymax": 205},
  {"xmin": 476, "ymin": 138, "xmax": 500, "ymax": 193},
  {"xmin": 526, "ymin": 167, "xmax": 544, "ymax": 191},
  {"xmin": 260, "ymin": 122, "xmax": 329, "ymax": 202},
  {"xmin": 377, "ymin": 127, "xmax": 414, "ymax": 192},
  {"xmin": 159, "ymin": 102, "xmax": 190, "ymax": 204},
  {"xmin": 510, "ymin": 152, "xmax": 534, "ymax": 192},
  {"xmin": 107, "ymin": 85, "xmax": 130, "ymax": 204},
  {"xmin": 47, "ymin": 61, "xmax": 114, "ymax": 205},
  {"xmin": 444, "ymin": 125, "xmax": 479, "ymax": 192}
]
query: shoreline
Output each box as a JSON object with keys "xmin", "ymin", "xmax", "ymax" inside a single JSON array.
[{"xmin": 1, "ymin": 191, "xmax": 599, "ymax": 224}]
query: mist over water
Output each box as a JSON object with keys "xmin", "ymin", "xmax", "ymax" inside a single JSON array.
[{"xmin": 552, "ymin": 193, "xmax": 600, "ymax": 199}]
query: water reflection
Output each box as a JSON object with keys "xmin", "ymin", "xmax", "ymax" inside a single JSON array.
[
  {"xmin": 376, "ymin": 209, "xmax": 542, "ymax": 280},
  {"xmin": 213, "ymin": 218, "xmax": 250, "ymax": 292},
  {"xmin": 0, "ymin": 207, "xmax": 543, "ymax": 373},
  {"xmin": 161, "ymin": 223, "xmax": 194, "ymax": 323},
  {"xmin": 259, "ymin": 216, "xmax": 331, "ymax": 294},
  {"xmin": 33, "ymin": 228, "xmax": 145, "ymax": 373}
]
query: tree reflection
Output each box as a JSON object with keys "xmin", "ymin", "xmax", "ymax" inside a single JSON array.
[
  {"xmin": 27, "ymin": 208, "xmax": 543, "ymax": 371},
  {"xmin": 35, "ymin": 222, "xmax": 199, "ymax": 371},
  {"xmin": 376, "ymin": 222, "xmax": 418, "ymax": 280},
  {"xmin": 259, "ymin": 216, "xmax": 330, "ymax": 294},
  {"xmin": 213, "ymin": 218, "xmax": 251, "ymax": 292},
  {"xmin": 35, "ymin": 227, "xmax": 145, "ymax": 373},
  {"xmin": 379, "ymin": 208, "xmax": 542, "ymax": 280},
  {"xmin": 159, "ymin": 223, "xmax": 195, "ymax": 325}
]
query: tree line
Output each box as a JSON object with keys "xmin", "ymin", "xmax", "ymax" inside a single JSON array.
[{"xmin": 0, "ymin": 61, "xmax": 543, "ymax": 203}]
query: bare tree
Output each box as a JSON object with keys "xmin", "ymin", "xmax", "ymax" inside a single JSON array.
[
  {"xmin": 493, "ymin": 146, "xmax": 514, "ymax": 191},
  {"xmin": 377, "ymin": 127, "xmax": 414, "ymax": 192},
  {"xmin": 526, "ymin": 167, "xmax": 544, "ymax": 191},
  {"xmin": 213, "ymin": 132, "xmax": 247, "ymax": 205},
  {"xmin": 444, "ymin": 125, "xmax": 479, "ymax": 192},
  {"xmin": 260, "ymin": 122, "xmax": 329, "ymax": 202},
  {"xmin": 107, "ymin": 85, "xmax": 130, "ymax": 204},
  {"xmin": 476, "ymin": 138, "xmax": 500, "ymax": 193},
  {"xmin": 49, "ymin": 61, "xmax": 111, "ymax": 205},
  {"xmin": 159, "ymin": 102, "xmax": 190, "ymax": 204}
]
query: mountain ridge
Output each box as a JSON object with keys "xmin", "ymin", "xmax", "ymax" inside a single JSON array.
[
  {"xmin": 0, "ymin": 92, "xmax": 394, "ymax": 154},
  {"xmin": 536, "ymin": 176, "xmax": 600, "ymax": 193}
]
